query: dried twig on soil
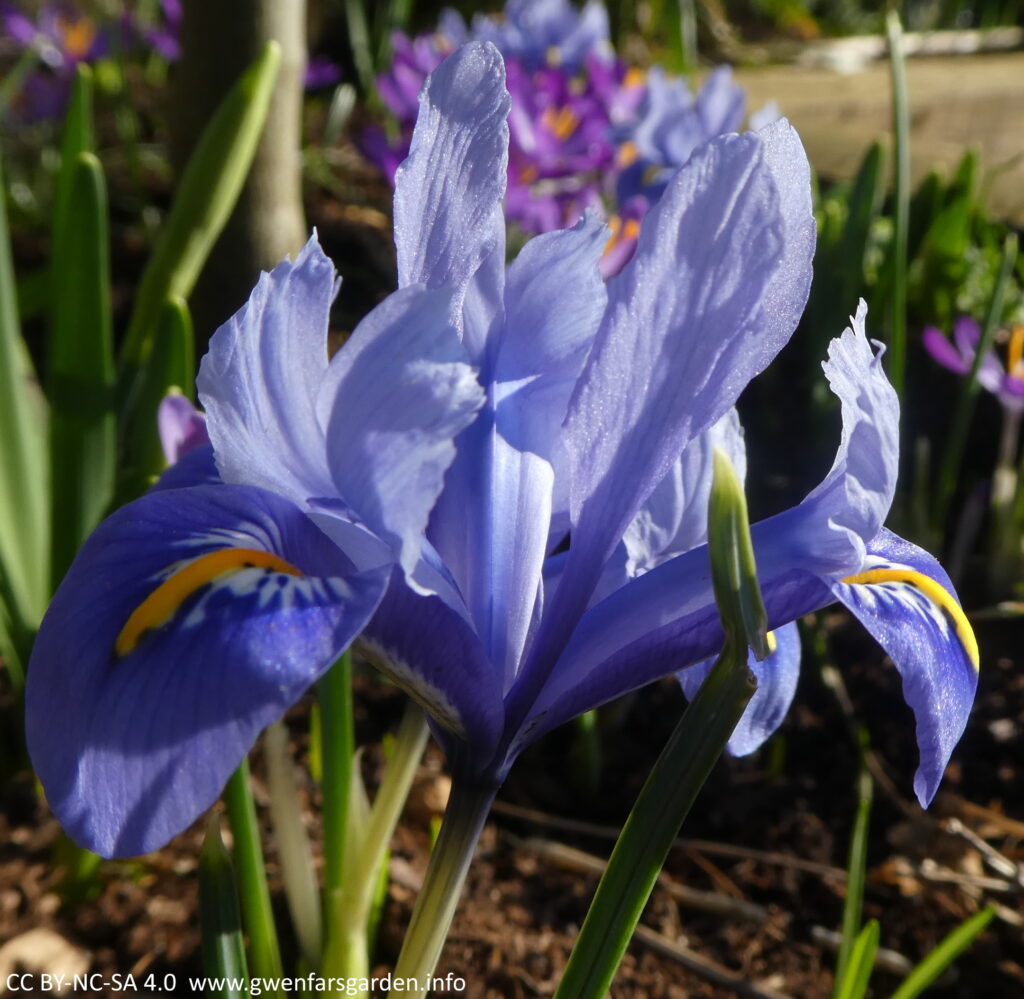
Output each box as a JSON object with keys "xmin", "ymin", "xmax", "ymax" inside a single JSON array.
[
  {"xmin": 632, "ymin": 924, "xmax": 796, "ymax": 999},
  {"xmin": 513, "ymin": 836, "xmax": 772, "ymax": 924}
]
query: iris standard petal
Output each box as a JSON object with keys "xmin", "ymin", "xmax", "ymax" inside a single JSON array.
[
  {"xmin": 831, "ymin": 528, "xmax": 978, "ymax": 806},
  {"xmin": 623, "ymin": 408, "xmax": 746, "ymax": 574},
  {"xmin": 26, "ymin": 485, "xmax": 388, "ymax": 858},
  {"xmin": 317, "ymin": 284, "xmax": 486, "ymax": 583},
  {"xmin": 198, "ymin": 235, "xmax": 338, "ymax": 503},
  {"xmin": 678, "ymin": 620, "xmax": 802, "ymax": 756},
  {"xmin": 393, "ymin": 41, "xmax": 510, "ymax": 319},
  {"xmin": 552, "ymin": 121, "xmax": 814, "ymax": 652}
]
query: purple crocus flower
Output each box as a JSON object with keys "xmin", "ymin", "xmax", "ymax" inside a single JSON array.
[
  {"xmin": 363, "ymin": 1, "xmax": 625, "ymax": 233},
  {"xmin": 2, "ymin": 1, "xmax": 105, "ymax": 119},
  {"xmin": 27, "ymin": 44, "xmax": 976, "ymax": 860},
  {"xmin": 923, "ymin": 316, "xmax": 1024, "ymax": 412}
]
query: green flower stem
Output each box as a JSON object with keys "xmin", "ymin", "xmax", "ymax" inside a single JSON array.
[
  {"xmin": 553, "ymin": 645, "xmax": 754, "ymax": 999},
  {"xmin": 223, "ymin": 759, "xmax": 284, "ymax": 997},
  {"xmin": 319, "ymin": 653, "xmax": 355, "ymax": 956},
  {"xmin": 322, "ymin": 699, "xmax": 429, "ymax": 988},
  {"xmin": 886, "ymin": 9, "xmax": 910, "ymax": 400},
  {"xmin": 390, "ymin": 778, "xmax": 496, "ymax": 997}
]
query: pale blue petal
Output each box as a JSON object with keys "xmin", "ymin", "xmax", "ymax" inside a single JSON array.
[
  {"xmin": 624, "ymin": 408, "xmax": 745, "ymax": 574},
  {"xmin": 198, "ymin": 235, "xmax": 338, "ymax": 503},
  {"xmin": 317, "ymin": 285, "xmax": 486, "ymax": 583},
  {"xmin": 539, "ymin": 121, "xmax": 814, "ymax": 665},
  {"xmin": 831, "ymin": 529, "xmax": 978, "ymax": 806},
  {"xmin": 394, "ymin": 41, "xmax": 510, "ymax": 323},
  {"xmin": 679, "ymin": 620, "xmax": 801, "ymax": 756}
]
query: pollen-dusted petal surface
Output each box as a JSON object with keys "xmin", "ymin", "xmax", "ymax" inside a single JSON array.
[{"xmin": 26, "ymin": 485, "xmax": 387, "ymax": 858}]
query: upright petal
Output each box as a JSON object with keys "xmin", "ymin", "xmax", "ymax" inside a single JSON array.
[
  {"xmin": 317, "ymin": 285, "xmax": 486, "ymax": 582},
  {"xmin": 623, "ymin": 408, "xmax": 746, "ymax": 574},
  {"xmin": 533, "ymin": 122, "xmax": 814, "ymax": 680},
  {"xmin": 832, "ymin": 529, "xmax": 978, "ymax": 806},
  {"xmin": 26, "ymin": 485, "xmax": 388, "ymax": 857},
  {"xmin": 197, "ymin": 236, "xmax": 338, "ymax": 504},
  {"xmin": 393, "ymin": 41, "xmax": 510, "ymax": 320}
]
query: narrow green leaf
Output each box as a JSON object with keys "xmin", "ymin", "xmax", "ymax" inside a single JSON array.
[
  {"xmin": 53, "ymin": 66, "xmax": 95, "ymax": 250},
  {"xmin": 554, "ymin": 450, "xmax": 759, "ymax": 999},
  {"xmin": 344, "ymin": 0, "xmax": 376, "ymax": 93},
  {"xmin": 118, "ymin": 41, "xmax": 281, "ymax": 375},
  {"xmin": 48, "ymin": 152, "xmax": 115, "ymax": 588},
  {"xmin": 119, "ymin": 296, "xmax": 195, "ymax": 501},
  {"xmin": 835, "ymin": 732, "xmax": 873, "ymax": 990},
  {"xmin": 837, "ymin": 141, "xmax": 885, "ymax": 310},
  {"xmin": 200, "ymin": 814, "xmax": 251, "ymax": 999},
  {"xmin": 0, "ymin": 156, "xmax": 50, "ymax": 628},
  {"xmin": 223, "ymin": 759, "xmax": 284, "ymax": 997},
  {"xmin": 890, "ymin": 907, "xmax": 996, "ymax": 999},
  {"xmin": 835, "ymin": 919, "xmax": 879, "ymax": 999}
]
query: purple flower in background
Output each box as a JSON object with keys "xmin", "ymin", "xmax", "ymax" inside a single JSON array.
[
  {"xmin": 26, "ymin": 44, "xmax": 978, "ymax": 860},
  {"xmin": 469, "ymin": 0, "xmax": 612, "ymax": 70},
  {"xmin": 157, "ymin": 393, "xmax": 209, "ymax": 466},
  {"xmin": 923, "ymin": 316, "xmax": 1024, "ymax": 413},
  {"xmin": 1, "ymin": 1, "xmax": 105, "ymax": 119},
  {"xmin": 305, "ymin": 55, "xmax": 342, "ymax": 90},
  {"xmin": 615, "ymin": 65, "xmax": 746, "ymax": 205},
  {"xmin": 363, "ymin": 0, "xmax": 627, "ymax": 233}
]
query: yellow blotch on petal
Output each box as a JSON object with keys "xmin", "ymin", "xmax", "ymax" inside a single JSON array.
[
  {"xmin": 115, "ymin": 548, "xmax": 303, "ymax": 657},
  {"xmin": 839, "ymin": 568, "xmax": 979, "ymax": 671}
]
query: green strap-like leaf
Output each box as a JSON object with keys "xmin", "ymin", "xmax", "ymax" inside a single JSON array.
[
  {"xmin": 0, "ymin": 156, "xmax": 50, "ymax": 629},
  {"xmin": 48, "ymin": 152, "xmax": 115, "ymax": 589},
  {"xmin": 890, "ymin": 907, "xmax": 996, "ymax": 999},
  {"xmin": 118, "ymin": 41, "xmax": 281, "ymax": 377},
  {"xmin": 835, "ymin": 919, "xmax": 879, "ymax": 999},
  {"xmin": 200, "ymin": 814, "xmax": 251, "ymax": 999},
  {"xmin": 553, "ymin": 450, "xmax": 760, "ymax": 999}
]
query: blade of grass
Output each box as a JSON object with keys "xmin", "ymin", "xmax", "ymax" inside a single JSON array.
[
  {"xmin": 0, "ymin": 155, "xmax": 49, "ymax": 629},
  {"xmin": 223, "ymin": 758, "xmax": 284, "ymax": 998},
  {"xmin": 119, "ymin": 296, "xmax": 195, "ymax": 501},
  {"xmin": 889, "ymin": 907, "xmax": 995, "ymax": 999},
  {"xmin": 835, "ymin": 920, "xmax": 879, "ymax": 999},
  {"xmin": 553, "ymin": 451, "xmax": 761, "ymax": 999},
  {"xmin": 344, "ymin": 0, "xmax": 376, "ymax": 94},
  {"xmin": 48, "ymin": 152, "xmax": 115, "ymax": 588},
  {"xmin": 200, "ymin": 815, "xmax": 250, "ymax": 999},
  {"xmin": 835, "ymin": 729, "xmax": 873, "ymax": 988}
]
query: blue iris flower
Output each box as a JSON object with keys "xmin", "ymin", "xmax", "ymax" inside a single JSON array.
[{"xmin": 26, "ymin": 42, "xmax": 977, "ymax": 859}]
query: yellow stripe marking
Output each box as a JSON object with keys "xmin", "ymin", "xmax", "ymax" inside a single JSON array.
[
  {"xmin": 541, "ymin": 106, "xmax": 579, "ymax": 141},
  {"xmin": 116, "ymin": 548, "xmax": 302, "ymax": 657},
  {"xmin": 766, "ymin": 630, "xmax": 778, "ymax": 655},
  {"xmin": 840, "ymin": 568, "xmax": 979, "ymax": 671}
]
